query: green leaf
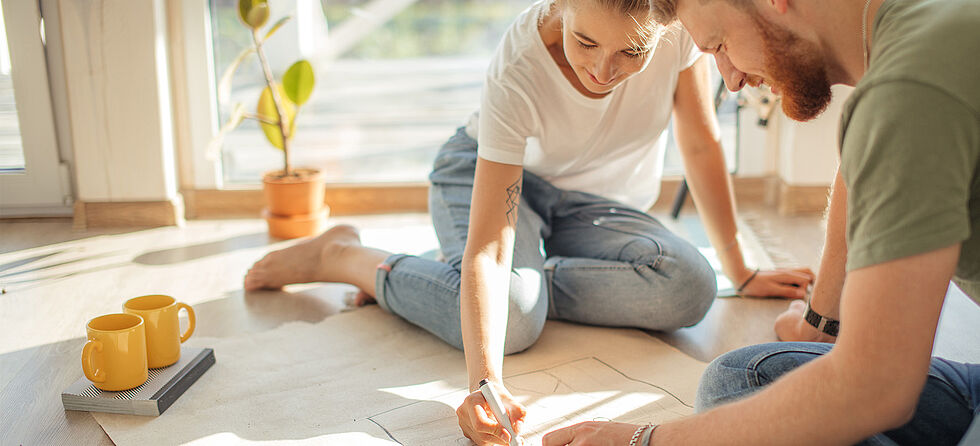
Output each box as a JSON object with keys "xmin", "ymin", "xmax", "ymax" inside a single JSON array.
[
  {"xmin": 238, "ymin": 0, "xmax": 270, "ymax": 29},
  {"xmin": 247, "ymin": 3, "xmax": 270, "ymax": 29},
  {"xmin": 217, "ymin": 47, "xmax": 255, "ymax": 105},
  {"xmin": 282, "ymin": 60, "xmax": 315, "ymax": 106},
  {"xmin": 237, "ymin": 0, "xmax": 251, "ymax": 26},
  {"xmin": 263, "ymin": 16, "xmax": 292, "ymax": 42},
  {"xmin": 256, "ymin": 84, "xmax": 297, "ymax": 150}
]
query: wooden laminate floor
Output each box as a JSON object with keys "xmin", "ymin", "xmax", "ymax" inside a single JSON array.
[{"xmin": 1, "ymin": 207, "xmax": 977, "ymax": 444}]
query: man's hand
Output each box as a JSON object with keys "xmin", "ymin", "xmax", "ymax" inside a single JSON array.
[
  {"xmin": 543, "ymin": 421, "xmax": 643, "ymax": 446},
  {"xmin": 457, "ymin": 384, "xmax": 527, "ymax": 445},
  {"xmin": 774, "ymin": 299, "xmax": 837, "ymax": 343}
]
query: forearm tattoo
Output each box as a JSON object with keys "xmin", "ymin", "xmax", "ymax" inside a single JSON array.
[{"xmin": 505, "ymin": 176, "xmax": 521, "ymax": 227}]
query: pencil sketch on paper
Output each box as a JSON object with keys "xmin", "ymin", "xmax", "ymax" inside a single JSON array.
[{"xmin": 368, "ymin": 356, "xmax": 696, "ymax": 445}]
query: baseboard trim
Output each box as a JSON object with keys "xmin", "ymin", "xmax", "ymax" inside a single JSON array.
[
  {"xmin": 75, "ymin": 177, "xmax": 828, "ymax": 224},
  {"xmin": 651, "ymin": 176, "xmax": 780, "ymax": 212},
  {"xmin": 184, "ymin": 177, "xmax": 795, "ymax": 218},
  {"xmin": 777, "ymin": 181, "xmax": 831, "ymax": 215},
  {"xmin": 72, "ymin": 196, "xmax": 185, "ymax": 229},
  {"xmin": 183, "ymin": 183, "xmax": 430, "ymax": 219}
]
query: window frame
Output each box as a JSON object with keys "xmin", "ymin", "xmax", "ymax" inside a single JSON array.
[
  {"xmin": 0, "ymin": 0, "xmax": 70, "ymax": 216},
  {"xmin": 171, "ymin": 0, "xmax": 224, "ymax": 191}
]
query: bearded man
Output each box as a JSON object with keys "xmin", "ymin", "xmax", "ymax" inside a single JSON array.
[{"xmin": 543, "ymin": 0, "xmax": 980, "ymax": 444}]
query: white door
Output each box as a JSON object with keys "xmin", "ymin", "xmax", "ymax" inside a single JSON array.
[{"xmin": 0, "ymin": 0, "xmax": 69, "ymax": 216}]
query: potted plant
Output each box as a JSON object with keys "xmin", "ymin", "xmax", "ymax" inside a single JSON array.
[{"xmin": 213, "ymin": 0, "xmax": 326, "ymax": 239}]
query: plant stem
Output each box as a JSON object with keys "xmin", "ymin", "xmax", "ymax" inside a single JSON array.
[
  {"xmin": 252, "ymin": 30, "xmax": 292, "ymax": 177},
  {"xmin": 244, "ymin": 113, "xmax": 278, "ymax": 126}
]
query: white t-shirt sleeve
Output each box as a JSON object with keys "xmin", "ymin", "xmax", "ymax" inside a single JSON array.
[
  {"xmin": 675, "ymin": 26, "xmax": 702, "ymax": 71},
  {"xmin": 476, "ymin": 73, "xmax": 535, "ymax": 166}
]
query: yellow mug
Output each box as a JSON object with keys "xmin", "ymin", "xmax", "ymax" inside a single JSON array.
[
  {"xmin": 123, "ymin": 294, "xmax": 196, "ymax": 368},
  {"xmin": 82, "ymin": 313, "xmax": 149, "ymax": 391}
]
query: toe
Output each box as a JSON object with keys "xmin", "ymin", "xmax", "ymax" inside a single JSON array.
[
  {"xmin": 243, "ymin": 267, "xmax": 273, "ymax": 291},
  {"xmin": 243, "ymin": 271, "xmax": 260, "ymax": 290}
]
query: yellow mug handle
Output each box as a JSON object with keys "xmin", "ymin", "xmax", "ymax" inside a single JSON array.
[
  {"xmin": 82, "ymin": 340, "xmax": 106, "ymax": 383},
  {"xmin": 178, "ymin": 303, "xmax": 196, "ymax": 343}
]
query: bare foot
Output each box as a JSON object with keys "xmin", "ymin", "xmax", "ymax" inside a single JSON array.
[{"xmin": 244, "ymin": 225, "xmax": 368, "ymax": 291}]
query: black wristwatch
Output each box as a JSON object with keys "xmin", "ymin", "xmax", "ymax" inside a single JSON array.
[{"xmin": 803, "ymin": 300, "xmax": 840, "ymax": 337}]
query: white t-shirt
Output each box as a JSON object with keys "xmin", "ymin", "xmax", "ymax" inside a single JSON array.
[{"xmin": 466, "ymin": 0, "xmax": 701, "ymax": 210}]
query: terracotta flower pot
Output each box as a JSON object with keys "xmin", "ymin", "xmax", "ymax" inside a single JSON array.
[
  {"xmin": 262, "ymin": 207, "xmax": 329, "ymax": 240},
  {"xmin": 262, "ymin": 168, "xmax": 325, "ymax": 215},
  {"xmin": 262, "ymin": 168, "xmax": 328, "ymax": 238}
]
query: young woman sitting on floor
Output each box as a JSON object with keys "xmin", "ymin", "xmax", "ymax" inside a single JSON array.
[{"xmin": 244, "ymin": 0, "xmax": 814, "ymax": 443}]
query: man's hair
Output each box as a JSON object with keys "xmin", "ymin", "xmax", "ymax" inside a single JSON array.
[{"xmin": 647, "ymin": 0, "xmax": 680, "ymax": 24}]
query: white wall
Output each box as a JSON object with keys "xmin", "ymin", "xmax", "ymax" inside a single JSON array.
[
  {"xmin": 58, "ymin": 0, "xmax": 178, "ymax": 202},
  {"xmin": 735, "ymin": 85, "xmax": 850, "ymax": 185},
  {"xmin": 736, "ymin": 105, "xmax": 775, "ymax": 177},
  {"xmin": 773, "ymin": 85, "xmax": 853, "ymax": 186}
]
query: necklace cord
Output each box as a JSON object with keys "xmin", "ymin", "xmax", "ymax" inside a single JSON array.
[{"xmin": 862, "ymin": 0, "xmax": 873, "ymax": 72}]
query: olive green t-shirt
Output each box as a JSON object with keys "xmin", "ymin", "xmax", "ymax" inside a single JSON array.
[{"xmin": 839, "ymin": 0, "xmax": 980, "ymax": 304}]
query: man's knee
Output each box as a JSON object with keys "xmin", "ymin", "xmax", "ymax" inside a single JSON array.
[
  {"xmin": 696, "ymin": 350, "xmax": 753, "ymax": 412},
  {"xmin": 695, "ymin": 343, "xmax": 829, "ymax": 412}
]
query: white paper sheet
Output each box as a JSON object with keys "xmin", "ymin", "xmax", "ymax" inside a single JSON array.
[{"xmin": 93, "ymin": 306, "xmax": 706, "ymax": 445}]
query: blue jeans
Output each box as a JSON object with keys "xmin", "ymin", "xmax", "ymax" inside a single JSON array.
[
  {"xmin": 374, "ymin": 128, "xmax": 716, "ymax": 354},
  {"xmin": 696, "ymin": 342, "xmax": 980, "ymax": 445}
]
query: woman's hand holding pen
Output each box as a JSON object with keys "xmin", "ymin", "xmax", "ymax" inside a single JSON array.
[
  {"xmin": 457, "ymin": 383, "xmax": 527, "ymax": 445},
  {"xmin": 736, "ymin": 267, "xmax": 815, "ymax": 299}
]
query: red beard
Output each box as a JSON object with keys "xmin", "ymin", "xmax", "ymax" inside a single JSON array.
[{"xmin": 755, "ymin": 16, "xmax": 833, "ymax": 122}]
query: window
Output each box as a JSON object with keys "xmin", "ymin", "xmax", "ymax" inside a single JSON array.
[
  {"xmin": 209, "ymin": 0, "xmax": 529, "ymax": 184},
  {"xmin": 0, "ymin": 7, "xmax": 24, "ymax": 173},
  {"xmin": 207, "ymin": 0, "xmax": 738, "ymax": 185},
  {"xmin": 0, "ymin": 0, "xmax": 66, "ymax": 214}
]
